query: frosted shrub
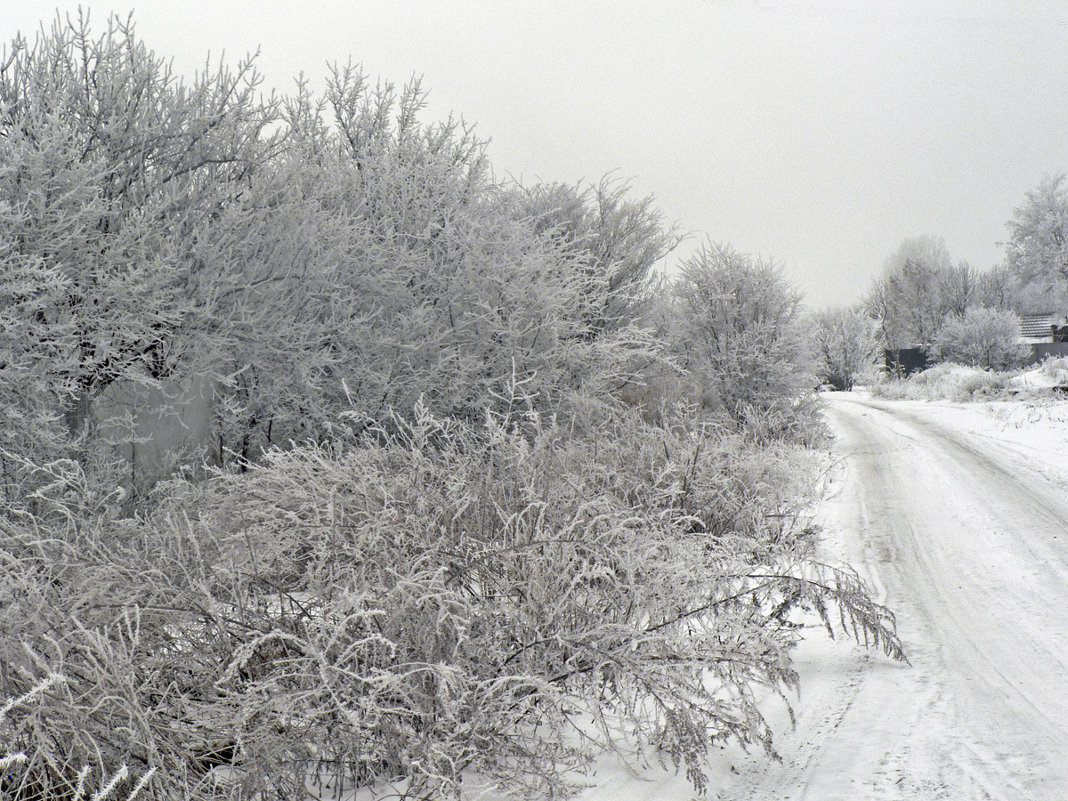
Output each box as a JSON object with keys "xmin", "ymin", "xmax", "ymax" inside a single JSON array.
[
  {"xmin": 0, "ymin": 15, "xmax": 667, "ymax": 495},
  {"xmin": 932, "ymin": 307, "xmax": 1027, "ymax": 370},
  {"xmin": 952, "ymin": 371, "xmax": 1009, "ymax": 400},
  {"xmin": 1038, "ymin": 356, "xmax": 1068, "ymax": 385},
  {"xmin": 201, "ymin": 67, "xmax": 670, "ymax": 465},
  {"xmin": 871, "ymin": 363, "xmax": 1010, "ymax": 401},
  {"xmin": 502, "ymin": 176, "xmax": 680, "ymax": 335},
  {"xmin": 1, "ymin": 402, "xmax": 903, "ymax": 800},
  {"xmin": 0, "ymin": 13, "xmax": 274, "ymax": 491},
  {"xmin": 662, "ymin": 244, "xmax": 821, "ymax": 444}
]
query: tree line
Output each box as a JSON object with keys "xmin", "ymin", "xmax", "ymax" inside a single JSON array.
[{"xmin": 811, "ymin": 180, "xmax": 1068, "ymax": 389}]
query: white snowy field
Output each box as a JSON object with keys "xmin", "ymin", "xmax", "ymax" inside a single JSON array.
[{"xmin": 570, "ymin": 390, "xmax": 1068, "ymax": 801}]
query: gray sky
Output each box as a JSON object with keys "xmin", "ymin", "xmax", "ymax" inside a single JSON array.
[{"xmin": 7, "ymin": 1, "xmax": 1068, "ymax": 308}]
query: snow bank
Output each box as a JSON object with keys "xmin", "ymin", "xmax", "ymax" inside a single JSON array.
[
  {"xmin": 873, "ymin": 363, "xmax": 1010, "ymax": 401},
  {"xmin": 876, "ymin": 358, "xmax": 1068, "ymax": 402},
  {"xmin": 1008, "ymin": 357, "xmax": 1068, "ymax": 391}
]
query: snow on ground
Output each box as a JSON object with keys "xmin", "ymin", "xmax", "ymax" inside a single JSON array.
[
  {"xmin": 568, "ymin": 638, "xmax": 857, "ymax": 801},
  {"xmin": 769, "ymin": 391, "xmax": 1068, "ymax": 800},
  {"xmin": 894, "ymin": 394, "xmax": 1068, "ymax": 494},
  {"xmin": 1008, "ymin": 360, "xmax": 1068, "ymax": 392}
]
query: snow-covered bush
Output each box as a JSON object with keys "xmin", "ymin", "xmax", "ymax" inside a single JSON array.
[
  {"xmin": 0, "ymin": 403, "xmax": 902, "ymax": 800},
  {"xmin": 871, "ymin": 362, "xmax": 1010, "ymax": 401},
  {"xmin": 661, "ymin": 243, "xmax": 820, "ymax": 443},
  {"xmin": 932, "ymin": 307, "xmax": 1027, "ymax": 370},
  {"xmin": 176, "ymin": 67, "xmax": 672, "ymax": 467},
  {"xmin": 1039, "ymin": 356, "xmax": 1068, "ymax": 384},
  {"xmin": 952, "ymin": 370, "xmax": 1011, "ymax": 400},
  {"xmin": 0, "ymin": 15, "xmax": 667, "ymax": 490}
]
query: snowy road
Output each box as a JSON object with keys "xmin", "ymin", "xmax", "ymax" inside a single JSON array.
[{"xmin": 721, "ymin": 393, "xmax": 1068, "ymax": 801}]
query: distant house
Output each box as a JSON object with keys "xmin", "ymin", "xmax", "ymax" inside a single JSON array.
[
  {"xmin": 1019, "ymin": 312, "xmax": 1068, "ymax": 362},
  {"xmin": 1019, "ymin": 313, "xmax": 1068, "ymax": 344}
]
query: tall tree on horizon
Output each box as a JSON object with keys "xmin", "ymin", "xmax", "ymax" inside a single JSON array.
[{"xmin": 1005, "ymin": 174, "xmax": 1068, "ymax": 312}]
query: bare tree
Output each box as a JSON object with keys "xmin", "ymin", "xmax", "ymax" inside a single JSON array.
[
  {"xmin": 865, "ymin": 236, "xmax": 972, "ymax": 348},
  {"xmin": 975, "ymin": 264, "xmax": 1021, "ymax": 311},
  {"xmin": 940, "ymin": 261, "xmax": 979, "ymax": 319}
]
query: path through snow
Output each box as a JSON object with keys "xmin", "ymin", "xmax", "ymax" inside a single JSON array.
[{"xmin": 716, "ymin": 393, "xmax": 1068, "ymax": 801}]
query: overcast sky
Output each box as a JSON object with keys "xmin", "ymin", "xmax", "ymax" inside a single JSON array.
[{"xmin": 6, "ymin": 1, "xmax": 1068, "ymax": 308}]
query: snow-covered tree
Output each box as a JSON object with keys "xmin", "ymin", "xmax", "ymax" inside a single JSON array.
[
  {"xmin": 975, "ymin": 264, "xmax": 1021, "ymax": 312},
  {"xmin": 1006, "ymin": 174, "xmax": 1068, "ymax": 284},
  {"xmin": 666, "ymin": 243, "xmax": 816, "ymax": 440},
  {"xmin": 503, "ymin": 175, "xmax": 680, "ymax": 334},
  {"xmin": 1004, "ymin": 174, "xmax": 1068, "ymax": 311},
  {"xmin": 864, "ymin": 236, "xmax": 971, "ymax": 349},
  {"xmin": 1, "ymin": 18, "xmax": 662, "ymax": 477},
  {"xmin": 197, "ymin": 68, "xmax": 668, "ymax": 464},
  {"xmin": 0, "ymin": 13, "xmax": 274, "ymax": 488},
  {"xmin": 810, "ymin": 307, "xmax": 880, "ymax": 390},
  {"xmin": 933, "ymin": 306, "xmax": 1026, "ymax": 370}
]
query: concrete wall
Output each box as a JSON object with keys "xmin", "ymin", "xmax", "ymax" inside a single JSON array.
[{"xmin": 1027, "ymin": 342, "xmax": 1068, "ymax": 364}]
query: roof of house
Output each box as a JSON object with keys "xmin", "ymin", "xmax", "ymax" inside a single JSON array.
[{"xmin": 1020, "ymin": 313, "xmax": 1060, "ymax": 339}]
